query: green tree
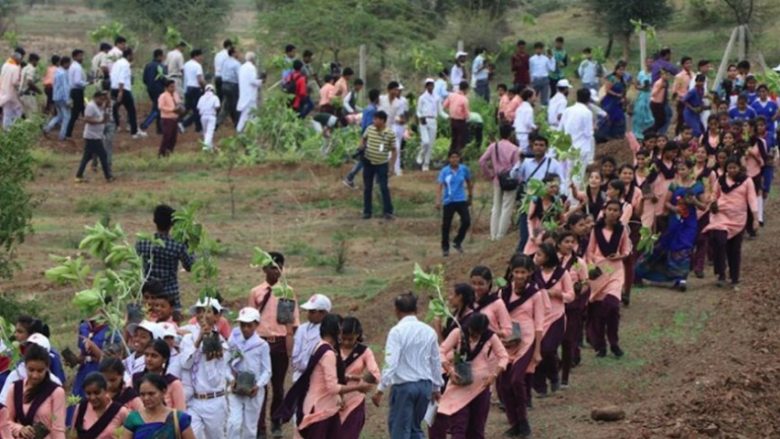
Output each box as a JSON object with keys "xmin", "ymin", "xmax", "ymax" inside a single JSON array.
[
  {"xmin": 99, "ymin": 0, "xmax": 231, "ymax": 49},
  {"xmin": 0, "ymin": 0, "xmax": 20, "ymax": 37},
  {"xmin": 584, "ymin": 0, "xmax": 673, "ymax": 60},
  {"xmin": 0, "ymin": 119, "xmax": 38, "ymax": 279}
]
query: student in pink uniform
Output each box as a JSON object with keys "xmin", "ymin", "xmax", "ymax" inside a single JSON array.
[
  {"xmin": 72, "ymin": 373, "xmax": 129, "ymax": 439},
  {"xmin": 556, "ymin": 230, "xmax": 589, "ymax": 387},
  {"xmin": 743, "ymin": 119, "xmax": 766, "ymax": 237},
  {"xmin": 620, "ymin": 164, "xmax": 643, "ymax": 305},
  {"xmin": 602, "ymin": 179, "xmax": 633, "ymax": 226},
  {"xmin": 586, "ymin": 200, "xmax": 631, "ymax": 358},
  {"xmin": 531, "ymin": 243, "xmax": 574, "ymax": 396},
  {"xmin": 0, "ymin": 403, "xmax": 10, "ymax": 438},
  {"xmin": 5, "ymin": 344, "xmax": 66, "ymax": 439},
  {"xmin": 338, "ymin": 317, "xmax": 380, "ymax": 439},
  {"xmin": 635, "ymin": 149, "xmax": 657, "ymax": 229},
  {"xmin": 704, "ymin": 157, "xmax": 758, "ymax": 287},
  {"xmin": 274, "ymin": 314, "xmax": 372, "ymax": 438},
  {"xmin": 692, "ymin": 147, "xmax": 716, "ymax": 278},
  {"xmin": 497, "ymin": 254, "xmax": 546, "ymax": 438},
  {"xmin": 99, "ymin": 359, "xmax": 143, "ymax": 412},
  {"xmin": 649, "ymin": 142, "xmax": 680, "ymax": 232},
  {"xmin": 433, "ymin": 284, "xmax": 476, "ymax": 342},
  {"xmin": 430, "ymin": 314, "xmax": 508, "ymax": 439},
  {"xmin": 524, "ymin": 174, "xmax": 569, "ymax": 256},
  {"xmin": 566, "ymin": 212, "xmax": 591, "ymax": 258},
  {"xmin": 131, "ymin": 340, "xmax": 185, "ymax": 411},
  {"xmin": 469, "ymin": 266, "xmax": 513, "ymax": 339},
  {"xmin": 571, "ymin": 171, "xmax": 605, "ymax": 218}
]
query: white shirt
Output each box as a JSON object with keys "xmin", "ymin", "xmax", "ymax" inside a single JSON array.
[
  {"xmin": 513, "ymin": 101, "xmax": 536, "ymax": 134},
  {"xmin": 343, "ymin": 90, "xmax": 360, "ymax": 113},
  {"xmin": 529, "ymin": 54, "xmax": 555, "ymax": 79},
  {"xmin": 578, "ymin": 59, "xmax": 600, "ymax": 85},
  {"xmin": 106, "ymin": 46, "xmax": 123, "ymax": 73},
  {"xmin": 433, "ymin": 78, "xmax": 449, "ymax": 104},
  {"xmin": 197, "ymin": 90, "xmax": 220, "ymax": 117},
  {"xmin": 168, "ymin": 349, "xmax": 182, "ymax": 379},
  {"xmin": 123, "ymin": 351, "xmax": 146, "ymax": 376},
  {"xmin": 183, "ymin": 59, "xmax": 203, "ymax": 88},
  {"xmin": 560, "ymin": 102, "xmax": 595, "ymax": 153},
  {"xmin": 472, "ymin": 54, "xmax": 488, "ymax": 81},
  {"xmin": 180, "ymin": 330, "xmax": 230, "ymax": 394},
  {"xmin": 165, "ymin": 49, "xmax": 184, "ymax": 77},
  {"xmin": 214, "ymin": 49, "xmax": 229, "ymax": 77},
  {"xmin": 548, "ymin": 92, "xmax": 568, "ymax": 127},
  {"xmin": 688, "ymin": 71, "xmax": 709, "ymax": 92},
  {"xmin": 416, "ymin": 90, "xmax": 439, "ymax": 119},
  {"xmin": 0, "ymin": 61, "xmax": 21, "ymax": 106},
  {"xmin": 91, "ymin": 52, "xmax": 108, "ymax": 79},
  {"xmin": 450, "ymin": 64, "xmax": 464, "ymax": 87},
  {"xmin": 227, "ymin": 329, "xmax": 272, "ymax": 389},
  {"xmin": 509, "ymin": 155, "xmax": 563, "ymax": 182},
  {"xmin": 68, "ymin": 61, "xmax": 86, "ymax": 89},
  {"xmin": 109, "ymin": 58, "xmax": 131, "ymax": 90},
  {"xmin": 237, "ymin": 62, "xmax": 262, "ymax": 111},
  {"xmin": 0, "ymin": 365, "xmax": 63, "ymax": 404},
  {"xmin": 290, "ymin": 322, "xmax": 322, "ymax": 382},
  {"xmin": 378, "ymin": 315, "xmax": 443, "ymax": 392},
  {"xmin": 378, "ymin": 95, "xmax": 406, "ymax": 125}
]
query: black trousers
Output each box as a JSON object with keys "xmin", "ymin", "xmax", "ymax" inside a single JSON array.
[
  {"xmin": 218, "ymin": 81, "xmax": 239, "ymax": 127},
  {"xmin": 442, "ymin": 201, "xmax": 471, "ymax": 250},
  {"xmin": 65, "ymin": 88, "xmax": 85, "ymax": 138},
  {"xmin": 76, "ymin": 139, "xmax": 111, "ymax": 180},
  {"xmin": 709, "ymin": 230, "xmax": 743, "ymax": 284},
  {"xmin": 181, "ymin": 86, "xmax": 203, "ymax": 131},
  {"xmin": 110, "ymin": 89, "xmax": 138, "ymax": 134},
  {"xmin": 650, "ymin": 101, "xmax": 666, "ymax": 134},
  {"xmin": 450, "ymin": 119, "xmax": 468, "ymax": 154}
]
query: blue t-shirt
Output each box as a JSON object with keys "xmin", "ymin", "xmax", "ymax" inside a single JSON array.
[
  {"xmin": 752, "ymin": 100, "xmax": 778, "ymax": 132},
  {"xmin": 728, "ymin": 106, "xmax": 756, "ymax": 123},
  {"xmin": 361, "ymin": 103, "xmax": 377, "ymax": 134},
  {"xmin": 438, "ymin": 164, "xmax": 471, "ymax": 205}
]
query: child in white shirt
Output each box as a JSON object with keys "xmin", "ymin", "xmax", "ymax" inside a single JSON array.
[{"xmin": 197, "ymin": 84, "xmax": 221, "ymax": 151}]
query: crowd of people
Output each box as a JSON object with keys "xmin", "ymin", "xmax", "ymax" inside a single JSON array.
[{"xmin": 0, "ymin": 28, "xmax": 778, "ymax": 439}]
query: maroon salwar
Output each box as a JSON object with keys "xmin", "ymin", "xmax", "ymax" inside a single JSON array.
[
  {"xmin": 587, "ymin": 295, "xmax": 621, "ymax": 352},
  {"xmin": 497, "ymin": 348, "xmax": 534, "ymax": 428},
  {"xmin": 692, "ymin": 213, "xmax": 710, "ymax": 275},
  {"xmin": 533, "ymin": 315, "xmax": 565, "ymax": 394},
  {"xmin": 258, "ymin": 339, "xmax": 289, "ymax": 434},
  {"xmin": 561, "ymin": 291, "xmax": 587, "ymax": 383},
  {"xmin": 450, "ymin": 119, "xmax": 468, "ymax": 154},
  {"xmin": 428, "ymin": 388, "xmax": 491, "ymax": 439},
  {"xmin": 340, "ymin": 401, "xmax": 366, "ymax": 439},
  {"xmin": 159, "ymin": 118, "xmax": 178, "ymax": 156},
  {"xmin": 299, "ymin": 413, "xmax": 340, "ymax": 438},
  {"xmin": 709, "ymin": 230, "xmax": 744, "ymax": 283},
  {"xmin": 623, "ymin": 223, "xmax": 641, "ymax": 300}
]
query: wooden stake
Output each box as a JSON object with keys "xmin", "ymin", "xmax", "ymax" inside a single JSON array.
[{"xmin": 713, "ymin": 27, "xmax": 738, "ymax": 93}]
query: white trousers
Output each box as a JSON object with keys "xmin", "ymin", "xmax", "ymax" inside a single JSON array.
[
  {"xmin": 491, "ymin": 184, "xmax": 516, "ymax": 240},
  {"xmin": 237, "ymin": 107, "xmax": 256, "ymax": 133},
  {"xmin": 190, "ymin": 397, "xmax": 227, "ymax": 439},
  {"xmin": 417, "ymin": 120, "xmax": 437, "ymax": 168},
  {"xmin": 227, "ymin": 391, "xmax": 265, "ymax": 439},
  {"xmin": 516, "ymin": 133, "xmax": 530, "ymax": 154},
  {"xmin": 201, "ymin": 115, "xmax": 216, "ymax": 149},
  {"xmin": 392, "ymin": 123, "xmax": 405, "ymax": 175},
  {"xmin": 2, "ymin": 103, "xmax": 23, "ymax": 130}
]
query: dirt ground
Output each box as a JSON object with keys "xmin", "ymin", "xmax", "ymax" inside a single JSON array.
[{"xmin": 3, "ymin": 117, "xmax": 780, "ymax": 439}]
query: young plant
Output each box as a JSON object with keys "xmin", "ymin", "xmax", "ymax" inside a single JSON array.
[
  {"xmin": 172, "ymin": 205, "xmax": 221, "ymax": 301},
  {"xmin": 251, "ymin": 247, "xmax": 292, "ymax": 299},
  {"xmin": 636, "ymin": 226, "xmax": 660, "ymax": 256}
]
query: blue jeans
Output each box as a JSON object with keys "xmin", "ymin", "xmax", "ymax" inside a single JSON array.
[
  {"xmin": 141, "ymin": 90, "xmax": 161, "ymax": 132},
  {"xmin": 346, "ymin": 159, "xmax": 363, "ymax": 182},
  {"xmin": 532, "ymin": 77, "xmax": 550, "ymax": 106},
  {"xmin": 298, "ymin": 96, "xmax": 314, "ymax": 118},
  {"xmin": 388, "ymin": 380, "xmax": 432, "ymax": 439},
  {"xmin": 363, "ymin": 161, "xmax": 393, "ymax": 217},
  {"xmin": 45, "ymin": 101, "xmax": 71, "ymax": 140},
  {"xmin": 475, "ymin": 79, "xmax": 490, "ymax": 101},
  {"xmin": 516, "ymin": 212, "xmax": 529, "ymax": 253}
]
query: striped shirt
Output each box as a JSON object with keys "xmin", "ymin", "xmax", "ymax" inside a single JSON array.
[{"xmin": 363, "ymin": 125, "xmax": 396, "ymax": 165}]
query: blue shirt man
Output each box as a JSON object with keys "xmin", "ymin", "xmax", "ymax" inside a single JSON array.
[
  {"xmin": 728, "ymin": 98, "xmax": 757, "ymax": 123},
  {"xmin": 437, "ymin": 153, "xmax": 473, "ymax": 255}
]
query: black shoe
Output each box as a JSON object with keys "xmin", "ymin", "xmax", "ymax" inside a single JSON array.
[
  {"xmin": 560, "ymin": 379, "xmax": 569, "ymax": 388},
  {"xmin": 443, "ymin": 249, "xmax": 450, "ymax": 257},
  {"xmin": 503, "ymin": 426, "xmax": 520, "ymax": 437},
  {"xmin": 383, "ymin": 213, "xmax": 395, "ymax": 221},
  {"xmin": 596, "ymin": 349, "xmax": 607, "ymax": 358},
  {"xmin": 611, "ymin": 346, "xmax": 624, "ymax": 357},
  {"xmin": 517, "ymin": 419, "xmax": 532, "ymax": 437},
  {"xmin": 526, "ymin": 398, "xmax": 533, "ymax": 409},
  {"xmin": 453, "ymin": 243, "xmax": 464, "ymax": 254},
  {"xmin": 362, "ymin": 214, "xmax": 371, "ymax": 220},
  {"xmin": 622, "ymin": 296, "xmax": 630, "ymax": 307},
  {"xmin": 551, "ymin": 381, "xmax": 561, "ymax": 392},
  {"xmin": 257, "ymin": 430, "xmax": 267, "ymax": 439},
  {"xmin": 572, "ymin": 356, "xmax": 581, "ymax": 367},
  {"xmin": 270, "ymin": 423, "xmax": 282, "ymax": 438}
]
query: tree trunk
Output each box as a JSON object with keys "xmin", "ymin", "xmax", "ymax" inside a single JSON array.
[
  {"xmin": 621, "ymin": 32, "xmax": 631, "ymax": 62},
  {"xmin": 605, "ymin": 34, "xmax": 614, "ymax": 59}
]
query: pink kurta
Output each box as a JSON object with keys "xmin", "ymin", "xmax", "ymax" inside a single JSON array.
[
  {"xmin": 319, "ymin": 83, "xmax": 337, "ymax": 107},
  {"xmin": 636, "ymin": 174, "xmax": 656, "ymax": 229},
  {"xmin": 75, "ymin": 403, "xmax": 129, "ymax": 439},
  {"xmin": 165, "ymin": 379, "xmax": 186, "ymax": 410},
  {"xmin": 5, "ymin": 380, "xmax": 66, "ymax": 439},
  {"xmin": 339, "ymin": 347, "xmax": 380, "ymax": 423},
  {"xmin": 560, "ymin": 254, "xmax": 588, "ymax": 292},
  {"xmin": 437, "ymin": 330, "xmax": 508, "ymax": 415},
  {"xmin": 248, "ymin": 281, "xmax": 301, "ymax": 338},
  {"xmin": 586, "ymin": 227, "xmax": 631, "ymax": 302},
  {"xmin": 538, "ymin": 270, "xmax": 575, "ymax": 333},
  {"xmin": 703, "ymin": 177, "xmax": 757, "ymax": 239},
  {"xmin": 298, "ymin": 342, "xmax": 342, "ymax": 430},
  {"xmin": 474, "ymin": 296, "xmax": 513, "ymax": 339},
  {"xmin": 652, "ymin": 162, "xmax": 675, "ymax": 215},
  {"xmin": 505, "ymin": 289, "xmax": 547, "ymax": 363},
  {"xmin": 744, "ymin": 143, "xmax": 764, "ymax": 179}
]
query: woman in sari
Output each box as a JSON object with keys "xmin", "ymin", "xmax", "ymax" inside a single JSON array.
[
  {"xmin": 636, "ymin": 158, "xmax": 706, "ymax": 291},
  {"xmin": 122, "ymin": 374, "xmax": 195, "ymax": 439},
  {"xmin": 632, "ymin": 58, "xmax": 655, "ymax": 140},
  {"xmin": 598, "ymin": 61, "xmax": 628, "ymax": 140}
]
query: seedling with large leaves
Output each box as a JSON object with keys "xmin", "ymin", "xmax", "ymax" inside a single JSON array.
[
  {"xmin": 251, "ymin": 247, "xmax": 293, "ymax": 299},
  {"xmin": 636, "ymin": 226, "xmax": 660, "ymax": 256}
]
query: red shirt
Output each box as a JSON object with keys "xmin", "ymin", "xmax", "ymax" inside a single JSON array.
[
  {"xmin": 292, "ymin": 72, "xmax": 308, "ymax": 109},
  {"xmin": 511, "ymin": 52, "xmax": 530, "ymax": 86}
]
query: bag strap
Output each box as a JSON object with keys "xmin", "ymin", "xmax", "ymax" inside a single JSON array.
[
  {"xmin": 173, "ymin": 410, "xmax": 181, "ymax": 439},
  {"xmin": 492, "ymin": 142, "xmax": 502, "ymax": 175},
  {"xmin": 527, "ymin": 157, "xmax": 547, "ymax": 181}
]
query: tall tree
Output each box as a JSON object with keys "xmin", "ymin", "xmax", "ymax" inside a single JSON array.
[
  {"xmin": 584, "ymin": 0, "xmax": 673, "ymax": 60},
  {"xmin": 0, "ymin": 0, "xmax": 20, "ymax": 37}
]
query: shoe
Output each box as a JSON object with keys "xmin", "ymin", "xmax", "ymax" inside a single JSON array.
[
  {"xmin": 270, "ymin": 423, "xmax": 282, "ymax": 438},
  {"xmin": 694, "ymin": 271, "xmax": 704, "ymax": 279},
  {"xmin": 257, "ymin": 431, "xmax": 267, "ymax": 439},
  {"xmin": 416, "ymin": 152, "xmax": 423, "ymax": 165},
  {"xmin": 611, "ymin": 346, "xmax": 624, "ymax": 357},
  {"xmin": 362, "ymin": 214, "xmax": 371, "ymax": 220},
  {"xmin": 106, "ymin": 176, "xmax": 116, "ymax": 183},
  {"xmin": 536, "ymin": 390, "xmax": 549, "ymax": 398},
  {"xmin": 443, "ymin": 249, "xmax": 450, "ymax": 257},
  {"xmin": 131, "ymin": 132, "xmax": 146, "ymax": 139},
  {"xmin": 178, "ymin": 122, "xmax": 185, "ymax": 134},
  {"xmin": 622, "ymin": 296, "xmax": 630, "ymax": 307},
  {"xmin": 422, "ymin": 165, "xmax": 430, "ymax": 172},
  {"xmin": 395, "ymin": 169, "xmax": 403, "ymax": 177},
  {"xmin": 759, "ymin": 221, "xmax": 764, "ymax": 227},
  {"xmin": 572, "ymin": 356, "xmax": 581, "ymax": 367},
  {"xmin": 551, "ymin": 381, "xmax": 561, "ymax": 392},
  {"xmin": 596, "ymin": 349, "xmax": 607, "ymax": 358},
  {"xmin": 675, "ymin": 280, "xmax": 687, "ymax": 292},
  {"xmin": 74, "ymin": 177, "xmax": 87, "ymax": 183},
  {"xmin": 560, "ymin": 380, "xmax": 569, "ymax": 389},
  {"xmin": 503, "ymin": 426, "xmax": 520, "ymax": 437},
  {"xmin": 716, "ymin": 278, "xmax": 726, "ymax": 288},
  {"xmin": 342, "ymin": 178, "xmax": 355, "ymax": 189},
  {"xmin": 517, "ymin": 419, "xmax": 532, "ymax": 437},
  {"xmin": 383, "ymin": 213, "xmax": 395, "ymax": 221},
  {"xmin": 453, "ymin": 243, "xmax": 464, "ymax": 254}
]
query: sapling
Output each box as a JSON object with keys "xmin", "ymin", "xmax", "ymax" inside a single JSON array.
[{"xmin": 251, "ymin": 247, "xmax": 295, "ymax": 324}]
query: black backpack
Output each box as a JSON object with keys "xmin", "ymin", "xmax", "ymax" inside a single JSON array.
[{"xmin": 283, "ymin": 72, "xmax": 298, "ymax": 94}]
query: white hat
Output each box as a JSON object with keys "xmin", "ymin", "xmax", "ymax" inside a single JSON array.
[
  {"xmin": 134, "ymin": 320, "xmax": 163, "ymax": 340},
  {"xmin": 556, "ymin": 79, "xmax": 572, "ymax": 89},
  {"xmin": 158, "ymin": 322, "xmax": 178, "ymax": 338},
  {"xmin": 205, "ymin": 84, "xmax": 215, "ymax": 92},
  {"xmin": 455, "ymin": 51, "xmax": 467, "ymax": 59},
  {"xmin": 300, "ymin": 293, "xmax": 332, "ymax": 312},
  {"xmin": 190, "ymin": 297, "xmax": 223, "ymax": 315},
  {"xmin": 397, "ymin": 83, "xmax": 405, "ymax": 91},
  {"xmin": 26, "ymin": 333, "xmax": 51, "ymax": 352},
  {"xmin": 236, "ymin": 307, "xmax": 261, "ymax": 323},
  {"xmin": 425, "ymin": 78, "xmax": 435, "ymax": 84}
]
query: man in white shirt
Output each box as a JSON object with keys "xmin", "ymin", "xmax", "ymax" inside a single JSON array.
[
  {"xmin": 196, "ymin": 84, "xmax": 220, "ymax": 151},
  {"xmin": 65, "ymin": 49, "xmax": 87, "ymax": 138},
  {"xmin": 109, "ymin": 48, "xmax": 146, "ymax": 138},
  {"xmin": 19, "ymin": 52, "xmax": 41, "ymax": 117},
  {"xmin": 472, "ymin": 47, "xmax": 490, "ymax": 101},
  {"xmin": 548, "ymin": 79, "xmax": 571, "ymax": 129},
  {"xmin": 0, "ymin": 48, "xmax": 24, "ymax": 129},
  {"xmin": 561, "ymin": 88, "xmax": 596, "ymax": 187},
  {"xmin": 513, "ymin": 88, "xmax": 537, "ymax": 153},
  {"xmin": 529, "ymin": 42, "xmax": 556, "ymax": 105},
  {"xmin": 378, "ymin": 81, "xmax": 406, "ymax": 176},
  {"xmin": 416, "ymin": 78, "xmax": 439, "ymax": 172},
  {"xmin": 450, "ymin": 51, "xmax": 467, "ymax": 88},
  {"xmin": 372, "ymin": 293, "xmax": 443, "ymax": 439},
  {"xmin": 180, "ymin": 49, "xmax": 206, "ymax": 133},
  {"xmin": 237, "ymin": 52, "xmax": 263, "ymax": 133},
  {"xmin": 290, "ymin": 294, "xmax": 331, "ymax": 382},
  {"xmin": 577, "ymin": 47, "xmax": 601, "ymax": 92},
  {"xmin": 213, "ymin": 39, "xmax": 232, "ymax": 103},
  {"xmin": 105, "ymin": 36, "xmax": 126, "ymax": 74},
  {"xmin": 90, "ymin": 43, "xmax": 111, "ymax": 90},
  {"xmin": 165, "ymin": 42, "xmax": 186, "ymax": 96}
]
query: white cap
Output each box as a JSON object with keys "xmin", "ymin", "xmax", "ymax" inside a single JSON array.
[
  {"xmin": 236, "ymin": 307, "xmax": 261, "ymax": 323},
  {"xmin": 158, "ymin": 322, "xmax": 178, "ymax": 338},
  {"xmin": 190, "ymin": 297, "xmax": 223, "ymax": 315},
  {"xmin": 425, "ymin": 78, "xmax": 435, "ymax": 84},
  {"xmin": 134, "ymin": 320, "xmax": 163, "ymax": 340},
  {"xmin": 300, "ymin": 293, "xmax": 332, "ymax": 312},
  {"xmin": 556, "ymin": 79, "xmax": 572, "ymax": 89},
  {"xmin": 205, "ymin": 84, "xmax": 215, "ymax": 92},
  {"xmin": 26, "ymin": 333, "xmax": 51, "ymax": 352},
  {"xmin": 397, "ymin": 83, "xmax": 405, "ymax": 91},
  {"xmin": 455, "ymin": 51, "xmax": 467, "ymax": 59}
]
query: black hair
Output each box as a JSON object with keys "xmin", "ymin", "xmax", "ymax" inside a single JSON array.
[
  {"xmin": 82, "ymin": 372, "xmax": 108, "ymax": 392},
  {"xmin": 153, "ymin": 49, "xmax": 164, "ymax": 59},
  {"xmin": 152, "ymin": 292, "xmax": 176, "ymax": 307},
  {"xmin": 497, "ymin": 83, "xmax": 507, "ymax": 91},
  {"xmin": 499, "ymin": 124, "xmax": 513, "ymax": 140},
  {"xmin": 474, "ymin": 47, "xmax": 484, "ymax": 55},
  {"xmin": 533, "ymin": 42, "xmax": 544, "ymax": 49},
  {"xmin": 659, "ymin": 48, "xmax": 671, "ymax": 58},
  {"xmin": 618, "ymin": 164, "xmax": 635, "ymax": 174},
  {"xmin": 303, "ymin": 50, "xmax": 313, "ymax": 58},
  {"xmin": 504, "ymin": 253, "xmax": 535, "ymax": 285},
  {"xmin": 458, "ymin": 81, "xmax": 469, "ymax": 91},
  {"xmin": 72, "ymin": 49, "xmax": 84, "ymax": 58},
  {"xmin": 50, "ymin": 54, "xmax": 61, "ymax": 64},
  {"xmin": 114, "ymin": 36, "xmax": 126, "ymax": 45},
  {"xmin": 285, "ymin": 44, "xmax": 296, "ymax": 53},
  {"xmin": 555, "ymin": 228, "xmax": 576, "ymax": 245},
  {"xmin": 453, "ymin": 283, "xmax": 476, "ymax": 309},
  {"xmin": 603, "ymin": 199, "xmax": 623, "ymax": 215},
  {"xmin": 139, "ymin": 373, "xmax": 168, "ymax": 393},
  {"xmin": 469, "ymin": 265, "xmax": 493, "ymax": 288},
  {"xmin": 122, "ymin": 48, "xmax": 133, "ymax": 58},
  {"xmin": 223, "ymin": 39, "xmax": 233, "ymax": 49},
  {"xmin": 757, "ymin": 84, "xmax": 768, "ymax": 92},
  {"xmin": 697, "ymin": 59, "xmax": 710, "ymax": 68},
  {"xmin": 142, "ymin": 279, "xmax": 164, "ymax": 296},
  {"xmin": 681, "ymin": 56, "xmax": 692, "ymax": 65},
  {"xmin": 60, "ymin": 56, "xmax": 71, "ymax": 66},
  {"xmin": 566, "ymin": 211, "xmax": 587, "ymax": 228},
  {"xmin": 293, "ymin": 59, "xmax": 303, "ymax": 70},
  {"xmin": 99, "ymin": 43, "xmax": 111, "ymax": 52},
  {"xmin": 153, "ymin": 204, "xmax": 175, "ymax": 231},
  {"xmin": 368, "ymin": 89, "xmax": 380, "ymax": 103},
  {"xmin": 341, "ymin": 316, "xmax": 363, "ymax": 342},
  {"xmin": 387, "ymin": 81, "xmax": 399, "ymax": 90},
  {"xmin": 190, "ymin": 49, "xmax": 202, "ymax": 58},
  {"xmin": 577, "ymin": 88, "xmax": 590, "ymax": 104},
  {"xmin": 695, "ymin": 74, "xmax": 706, "ymax": 83},
  {"xmin": 663, "ymin": 141, "xmax": 680, "ymax": 154},
  {"xmin": 29, "ymin": 53, "xmax": 39, "ymax": 62},
  {"xmin": 342, "ymin": 67, "xmax": 354, "ymax": 76},
  {"xmin": 542, "ymin": 173, "xmax": 560, "ymax": 184},
  {"xmin": 520, "ymin": 88, "xmax": 534, "ymax": 101},
  {"xmin": 323, "ymin": 74, "xmax": 333, "ymax": 83},
  {"xmin": 737, "ymin": 60, "xmax": 750, "ymax": 70},
  {"xmin": 466, "ymin": 313, "xmax": 489, "ymax": 335},
  {"xmin": 146, "ymin": 339, "xmax": 171, "ymax": 374},
  {"xmin": 642, "ymin": 129, "xmax": 657, "ymax": 140},
  {"xmin": 636, "ymin": 148, "xmax": 650, "ymax": 158},
  {"xmin": 394, "ymin": 292, "xmax": 417, "ymax": 313},
  {"xmin": 319, "ymin": 314, "xmax": 346, "ymax": 384},
  {"xmin": 583, "ymin": 47, "xmax": 592, "ymax": 54},
  {"xmin": 374, "ymin": 110, "xmax": 388, "ymax": 122},
  {"xmin": 607, "ymin": 179, "xmax": 625, "ymax": 198},
  {"xmin": 724, "ymin": 156, "xmax": 742, "ymax": 171},
  {"xmin": 164, "ymin": 79, "xmax": 175, "ymax": 88},
  {"xmin": 23, "ymin": 344, "xmax": 52, "ymax": 404},
  {"xmin": 516, "ymin": 39, "xmax": 526, "ymax": 46},
  {"xmin": 99, "ymin": 357, "xmax": 125, "ymax": 375},
  {"xmin": 354, "ymin": 78, "xmax": 364, "ymax": 86},
  {"xmin": 536, "ymin": 243, "xmax": 560, "ymax": 268},
  {"xmin": 532, "ymin": 135, "xmax": 549, "ymax": 147}
]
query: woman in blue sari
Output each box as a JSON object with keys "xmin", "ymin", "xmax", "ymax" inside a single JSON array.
[
  {"xmin": 598, "ymin": 61, "xmax": 628, "ymax": 140},
  {"xmin": 636, "ymin": 158, "xmax": 706, "ymax": 291},
  {"xmin": 122, "ymin": 374, "xmax": 195, "ymax": 439},
  {"xmin": 632, "ymin": 58, "xmax": 655, "ymax": 140}
]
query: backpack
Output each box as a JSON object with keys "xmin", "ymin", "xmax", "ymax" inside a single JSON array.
[{"xmin": 283, "ymin": 72, "xmax": 298, "ymax": 94}]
